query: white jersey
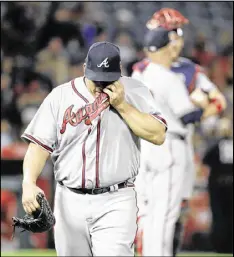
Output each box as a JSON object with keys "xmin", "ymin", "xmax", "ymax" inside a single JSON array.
[
  {"xmin": 22, "ymin": 76, "xmax": 165, "ymax": 189},
  {"xmin": 193, "ymin": 72, "xmax": 216, "ymax": 92},
  {"xmin": 170, "ymin": 56, "xmax": 218, "ymax": 142},
  {"xmin": 132, "ymin": 62, "xmax": 196, "ymax": 137}
]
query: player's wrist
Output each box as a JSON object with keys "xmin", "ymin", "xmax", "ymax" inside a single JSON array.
[
  {"xmin": 114, "ymin": 100, "xmax": 129, "ymax": 113},
  {"xmin": 22, "ymin": 179, "xmax": 37, "ymax": 186}
]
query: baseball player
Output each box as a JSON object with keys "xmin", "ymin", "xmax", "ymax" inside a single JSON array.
[
  {"xmin": 146, "ymin": 8, "xmax": 227, "ymax": 256},
  {"xmin": 20, "ymin": 41, "xmax": 167, "ymax": 256},
  {"xmin": 133, "ymin": 8, "xmax": 227, "ymax": 256},
  {"xmin": 132, "ymin": 27, "xmax": 209, "ymax": 256}
]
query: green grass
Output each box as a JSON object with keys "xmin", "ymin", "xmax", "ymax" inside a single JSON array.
[
  {"xmin": 1, "ymin": 250, "xmax": 233, "ymax": 257},
  {"xmin": 1, "ymin": 250, "xmax": 56, "ymax": 256}
]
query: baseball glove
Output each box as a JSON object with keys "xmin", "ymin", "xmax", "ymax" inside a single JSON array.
[{"xmin": 12, "ymin": 193, "xmax": 55, "ymax": 238}]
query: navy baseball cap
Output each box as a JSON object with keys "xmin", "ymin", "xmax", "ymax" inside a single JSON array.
[
  {"xmin": 144, "ymin": 27, "xmax": 183, "ymax": 52},
  {"xmin": 85, "ymin": 41, "xmax": 121, "ymax": 82}
]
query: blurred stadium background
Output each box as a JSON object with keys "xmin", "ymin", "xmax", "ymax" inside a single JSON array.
[{"xmin": 1, "ymin": 1, "xmax": 233, "ymax": 256}]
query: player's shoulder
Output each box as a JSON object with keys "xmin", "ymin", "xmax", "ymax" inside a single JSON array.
[
  {"xmin": 120, "ymin": 76, "xmax": 149, "ymax": 91},
  {"xmin": 121, "ymin": 76, "xmax": 153, "ymax": 99},
  {"xmin": 47, "ymin": 78, "xmax": 80, "ymax": 102},
  {"xmin": 47, "ymin": 82, "xmax": 68, "ymax": 99},
  {"xmin": 179, "ymin": 57, "xmax": 193, "ymax": 64},
  {"xmin": 148, "ymin": 62, "xmax": 174, "ymax": 78},
  {"xmin": 131, "ymin": 69, "xmax": 144, "ymax": 82},
  {"xmin": 132, "ymin": 58, "xmax": 150, "ymax": 73},
  {"xmin": 172, "ymin": 57, "xmax": 195, "ymax": 68},
  {"xmin": 156, "ymin": 64, "xmax": 182, "ymax": 82},
  {"xmin": 159, "ymin": 67, "xmax": 186, "ymax": 91},
  {"xmin": 54, "ymin": 80, "xmax": 74, "ymax": 91},
  {"xmin": 51, "ymin": 77, "xmax": 83, "ymax": 95},
  {"xmin": 178, "ymin": 57, "xmax": 205, "ymax": 70}
]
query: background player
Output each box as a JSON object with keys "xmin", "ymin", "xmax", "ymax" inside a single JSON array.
[
  {"xmin": 146, "ymin": 8, "xmax": 227, "ymax": 256},
  {"xmin": 20, "ymin": 41, "xmax": 167, "ymax": 256},
  {"xmin": 132, "ymin": 27, "xmax": 210, "ymax": 256},
  {"xmin": 133, "ymin": 8, "xmax": 227, "ymax": 256}
]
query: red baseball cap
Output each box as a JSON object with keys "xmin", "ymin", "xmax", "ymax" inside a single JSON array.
[{"xmin": 146, "ymin": 8, "xmax": 189, "ymax": 30}]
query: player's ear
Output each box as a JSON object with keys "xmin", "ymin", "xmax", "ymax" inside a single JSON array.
[
  {"xmin": 120, "ymin": 62, "xmax": 123, "ymax": 74},
  {"xmin": 83, "ymin": 63, "xmax": 86, "ymax": 74},
  {"xmin": 168, "ymin": 33, "xmax": 178, "ymax": 59},
  {"xmin": 168, "ymin": 31, "xmax": 177, "ymax": 42}
]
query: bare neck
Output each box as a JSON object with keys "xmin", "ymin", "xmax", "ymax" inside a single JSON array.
[{"xmin": 147, "ymin": 51, "xmax": 172, "ymax": 69}]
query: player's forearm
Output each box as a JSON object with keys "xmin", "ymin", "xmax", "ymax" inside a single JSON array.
[
  {"xmin": 202, "ymin": 90, "xmax": 227, "ymax": 119},
  {"xmin": 201, "ymin": 104, "xmax": 220, "ymax": 119},
  {"xmin": 115, "ymin": 101, "xmax": 166, "ymax": 145},
  {"xmin": 23, "ymin": 143, "xmax": 49, "ymax": 184}
]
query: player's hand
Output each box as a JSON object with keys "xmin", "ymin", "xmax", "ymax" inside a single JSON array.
[
  {"xmin": 22, "ymin": 181, "xmax": 44, "ymax": 214},
  {"xmin": 190, "ymin": 88, "xmax": 209, "ymax": 109},
  {"xmin": 103, "ymin": 81, "xmax": 125, "ymax": 109}
]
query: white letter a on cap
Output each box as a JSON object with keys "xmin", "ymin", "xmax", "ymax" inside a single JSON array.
[{"xmin": 97, "ymin": 58, "xmax": 109, "ymax": 68}]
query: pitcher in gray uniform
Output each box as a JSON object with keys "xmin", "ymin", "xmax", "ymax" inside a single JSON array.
[{"xmin": 20, "ymin": 41, "xmax": 167, "ymax": 256}]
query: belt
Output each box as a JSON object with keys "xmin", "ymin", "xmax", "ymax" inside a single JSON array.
[{"xmin": 58, "ymin": 181, "xmax": 129, "ymax": 195}]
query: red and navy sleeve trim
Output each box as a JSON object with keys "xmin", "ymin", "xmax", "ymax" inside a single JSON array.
[
  {"xmin": 132, "ymin": 59, "xmax": 150, "ymax": 73},
  {"xmin": 151, "ymin": 113, "xmax": 168, "ymax": 131},
  {"xmin": 22, "ymin": 133, "xmax": 53, "ymax": 153},
  {"xmin": 188, "ymin": 65, "xmax": 207, "ymax": 94}
]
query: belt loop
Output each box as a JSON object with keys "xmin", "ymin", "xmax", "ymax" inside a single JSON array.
[{"xmin": 110, "ymin": 184, "xmax": 119, "ymax": 192}]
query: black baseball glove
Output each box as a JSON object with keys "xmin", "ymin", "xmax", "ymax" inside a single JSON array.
[{"xmin": 12, "ymin": 193, "xmax": 55, "ymax": 238}]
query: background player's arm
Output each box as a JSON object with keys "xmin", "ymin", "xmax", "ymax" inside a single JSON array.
[
  {"xmin": 166, "ymin": 77, "xmax": 204, "ymax": 125},
  {"xmin": 202, "ymin": 95, "xmax": 226, "ymax": 120},
  {"xmin": 192, "ymin": 73, "xmax": 227, "ymax": 119},
  {"xmin": 202, "ymin": 90, "xmax": 226, "ymax": 119},
  {"xmin": 104, "ymin": 81, "xmax": 166, "ymax": 145}
]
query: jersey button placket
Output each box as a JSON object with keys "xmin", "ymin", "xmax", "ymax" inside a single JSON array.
[{"xmin": 95, "ymin": 116, "xmax": 101, "ymax": 188}]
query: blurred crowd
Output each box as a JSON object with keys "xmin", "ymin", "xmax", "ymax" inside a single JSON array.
[{"xmin": 1, "ymin": 1, "xmax": 233, "ymax": 155}]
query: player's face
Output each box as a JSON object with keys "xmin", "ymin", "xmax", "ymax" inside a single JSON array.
[{"xmin": 169, "ymin": 30, "xmax": 184, "ymax": 61}]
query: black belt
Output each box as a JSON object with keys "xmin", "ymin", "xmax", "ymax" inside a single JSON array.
[{"xmin": 58, "ymin": 181, "xmax": 128, "ymax": 195}]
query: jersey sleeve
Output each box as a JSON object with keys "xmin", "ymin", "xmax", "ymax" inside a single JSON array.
[
  {"xmin": 196, "ymin": 72, "xmax": 216, "ymax": 93},
  {"xmin": 21, "ymin": 89, "xmax": 58, "ymax": 154},
  {"xmin": 125, "ymin": 78, "xmax": 167, "ymax": 129},
  {"xmin": 167, "ymin": 77, "xmax": 197, "ymax": 118},
  {"xmin": 131, "ymin": 70, "xmax": 144, "ymax": 82}
]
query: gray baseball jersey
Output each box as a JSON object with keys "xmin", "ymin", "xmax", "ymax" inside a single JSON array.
[
  {"xmin": 132, "ymin": 62, "xmax": 197, "ymax": 137},
  {"xmin": 22, "ymin": 76, "xmax": 166, "ymax": 189}
]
